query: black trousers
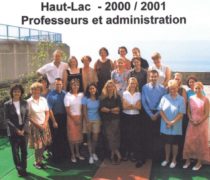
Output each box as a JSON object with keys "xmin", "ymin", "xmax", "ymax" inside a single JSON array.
[
  {"xmin": 9, "ymin": 135, "xmax": 28, "ymax": 171},
  {"xmin": 49, "ymin": 114, "xmax": 69, "ymax": 161},
  {"xmin": 143, "ymin": 111, "xmax": 163, "ymax": 161}
]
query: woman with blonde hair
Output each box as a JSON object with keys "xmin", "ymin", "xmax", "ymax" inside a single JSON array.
[
  {"xmin": 27, "ymin": 82, "xmax": 51, "ymax": 169},
  {"xmin": 158, "ymin": 80, "xmax": 185, "ymax": 168},
  {"xmin": 121, "ymin": 77, "xmax": 145, "ymax": 167},
  {"xmin": 100, "ymin": 80, "xmax": 122, "ymax": 164},
  {"xmin": 183, "ymin": 82, "xmax": 210, "ymax": 171}
]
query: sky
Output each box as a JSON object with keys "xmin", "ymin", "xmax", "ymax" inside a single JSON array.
[{"xmin": 0, "ymin": 0, "xmax": 210, "ymax": 71}]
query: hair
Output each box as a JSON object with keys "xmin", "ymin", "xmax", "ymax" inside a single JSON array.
[
  {"xmin": 85, "ymin": 83, "xmax": 99, "ymax": 99},
  {"xmin": 186, "ymin": 75, "xmax": 197, "ymax": 88},
  {"xmin": 69, "ymin": 78, "xmax": 80, "ymax": 93},
  {"xmin": 131, "ymin": 57, "xmax": 141, "ymax": 63},
  {"xmin": 168, "ymin": 79, "xmax": 178, "ymax": 88},
  {"xmin": 99, "ymin": 47, "xmax": 109, "ymax": 56},
  {"xmin": 37, "ymin": 75, "xmax": 49, "ymax": 88},
  {"xmin": 10, "ymin": 84, "xmax": 24, "ymax": 99},
  {"xmin": 118, "ymin": 46, "xmax": 128, "ymax": 54},
  {"xmin": 126, "ymin": 77, "xmax": 139, "ymax": 92},
  {"xmin": 150, "ymin": 69, "xmax": 159, "ymax": 76},
  {"xmin": 132, "ymin": 47, "xmax": 140, "ymax": 53},
  {"xmin": 68, "ymin": 56, "xmax": 78, "ymax": 68},
  {"xmin": 30, "ymin": 82, "xmax": 43, "ymax": 92},
  {"xmin": 151, "ymin": 52, "xmax": 161, "ymax": 60},
  {"xmin": 55, "ymin": 77, "xmax": 63, "ymax": 82},
  {"xmin": 101, "ymin": 80, "xmax": 118, "ymax": 99},
  {"xmin": 194, "ymin": 81, "xmax": 204, "ymax": 89},
  {"xmin": 174, "ymin": 72, "xmax": 183, "ymax": 86},
  {"xmin": 81, "ymin": 55, "xmax": 92, "ymax": 63}
]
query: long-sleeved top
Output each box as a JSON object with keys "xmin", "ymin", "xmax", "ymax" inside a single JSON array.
[
  {"xmin": 4, "ymin": 99, "xmax": 30, "ymax": 136},
  {"xmin": 142, "ymin": 83, "xmax": 166, "ymax": 117}
]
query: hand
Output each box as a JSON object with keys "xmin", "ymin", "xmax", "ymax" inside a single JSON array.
[
  {"xmin": 151, "ymin": 114, "xmax": 158, "ymax": 121},
  {"xmin": 16, "ymin": 130, "xmax": 24, "ymax": 136},
  {"xmin": 53, "ymin": 121, "xmax": 58, "ymax": 128},
  {"xmin": 73, "ymin": 116, "xmax": 81, "ymax": 125}
]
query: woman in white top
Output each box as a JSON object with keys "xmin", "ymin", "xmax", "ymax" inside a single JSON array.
[
  {"xmin": 27, "ymin": 82, "xmax": 51, "ymax": 169},
  {"xmin": 64, "ymin": 79, "xmax": 85, "ymax": 163},
  {"xmin": 149, "ymin": 52, "xmax": 171, "ymax": 87},
  {"xmin": 121, "ymin": 77, "xmax": 145, "ymax": 167}
]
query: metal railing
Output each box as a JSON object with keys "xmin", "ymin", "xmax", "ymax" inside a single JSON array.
[{"xmin": 0, "ymin": 24, "xmax": 62, "ymax": 43}]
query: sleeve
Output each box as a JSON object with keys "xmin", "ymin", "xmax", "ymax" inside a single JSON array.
[
  {"xmin": 82, "ymin": 96, "xmax": 87, "ymax": 105},
  {"xmin": 178, "ymin": 96, "xmax": 186, "ymax": 114},
  {"xmin": 4, "ymin": 102, "xmax": 17, "ymax": 133},
  {"xmin": 47, "ymin": 94, "xmax": 53, "ymax": 110},
  {"xmin": 158, "ymin": 96, "xmax": 165, "ymax": 111},
  {"xmin": 23, "ymin": 101, "xmax": 30, "ymax": 133},
  {"xmin": 111, "ymin": 70, "xmax": 115, "ymax": 80},
  {"xmin": 36, "ymin": 64, "xmax": 47, "ymax": 75},
  {"xmin": 141, "ymin": 86, "xmax": 153, "ymax": 117},
  {"xmin": 64, "ymin": 94, "xmax": 70, "ymax": 107},
  {"xmin": 117, "ymin": 95, "xmax": 122, "ymax": 110},
  {"xmin": 43, "ymin": 98, "xmax": 49, "ymax": 111}
]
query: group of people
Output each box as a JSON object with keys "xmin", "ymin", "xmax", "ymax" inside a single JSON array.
[{"xmin": 4, "ymin": 46, "xmax": 210, "ymax": 177}]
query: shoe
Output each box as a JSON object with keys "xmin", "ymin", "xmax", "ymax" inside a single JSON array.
[
  {"xmin": 33, "ymin": 162, "xmax": 42, "ymax": 169},
  {"xmin": 93, "ymin": 153, "xmax": 99, "ymax": 161},
  {"xmin": 71, "ymin": 157, "xmax": 77, "ymax": 163},
  {"xmin": 169, "ymin": 162, "xmax": 177, "ymax": 168},
  {"xmin": 89, "ymin": 156, "xmax": 94, "ymax": 164},
  {"xmin": 161, "ymin": 160, "xmax": 169, "ymax": 167},
  {"xmin": 40, "ymin": 162, "xmax": 47, "ymax": 169},
  {"xmin": 192, "ymin": 164, "xmax": 202, "ymax": 171},
  {"xmin": 136, "ymin": 160, "xmax": 144, "ymax": 168},
  {"xmin": 183, "ymin": 162, "xmax": 191, "ymax": 169},
  {"xmin": 76, "ymin": 155, "xmax": 85, "ymax": 160}
]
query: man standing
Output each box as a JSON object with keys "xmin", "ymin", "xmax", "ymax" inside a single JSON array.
[
  {"xmin": 142, "ymin": 70, "xmax": 166, "ymax": 161},
  {"xmin": 47, "ymin": 78, "xmax": 68, "ymax": 162},
  {"xmin": 37, "ymin": 49, "xmax": 68, "ymax": 89}
]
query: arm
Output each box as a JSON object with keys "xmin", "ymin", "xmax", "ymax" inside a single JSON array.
[
  {"xmin": 122, "ymin": 98, "xmax": 133, "ymax": 110},
  {"xmin": 163, "ymin": 67, "xmax": 171, "ymax": 87},
  {"xmin": 182, "ymin": 88, "xmax": 187, "ymax": 105},
  {"xmin": 159, "ymin": 110, "xmax": 170, "ymax": 125},
  {"xmin": 43, "ymin": 110, "xmax": 49, "ymax": 129},
  {"xmin": 168, "ymin": 113, "xmax": 183, "ymax": 127},
  {"xmin": 49, "ymin": 110, "xmax": 58, "ymax": 128},
  {"xmin": 198, "ymin": 98, "xmax": 209, "ymax": 125},
  {"xmin": 141, "ymin": 87, "xmax": 154, "ymax": 118},
  {"xmin": 63, "ymin": 70, "xmax": 68, "ymax": 91}
]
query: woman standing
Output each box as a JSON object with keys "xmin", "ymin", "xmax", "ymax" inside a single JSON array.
[
  {"xmin": 4, "ymin": 84, "xmax": 29, "ymax": 177},
  {"xmin": 82, "ymin": 83, "xmax": 101, "ymax": 164},
  {"xmin": 100, "ymin": 80, "xmax": 122, "ymax": 164},
  {"xmin": 27, "ymin": 82, "xmax": 51, "ymax": 169},
  {"xmin": 37, "ymin": 75, "xmax": 51, "ymax": 98},
  {"xmin": 94, "ymin": 47, "xmax": 114, "ymax": 95},
  {"xmin": 158, "ymin": 80, "xmax": 185, "ymax": 168},
  {"xmin": 183, "ymin": 82, "xmax": 210, "ymax": 170},
  {"xmin": 111, "ymin": 58, "xmax": 129, "ymax": 96},
  {"xmin": 64, "ymin": 79, "xmax": 85, "ymax": 163},
  {"xmin": 63, "ymin": 56, "xmax": 83, "ymax": 92},
  {"xmin": 149, "ymin": 52, "xmax": 171, "ymax": 87},
  {"xmin": 121, "ymin": 77, "xmax": 144, "ymax": 167}
]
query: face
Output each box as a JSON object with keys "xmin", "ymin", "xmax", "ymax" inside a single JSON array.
[
  {"xmin": 132, "ymin": 49, "xmax": 140, "ymax": 57},
  {"xmin": 41, "ymin": 80, "xmax": 48, "ymax": 89},
  {"xmin": 69, "ymin": 58, "xmax": 77, "ymax": 67},
  {"xmin": 55, "ymin": 80, "xmax": 63, "ymax": 92},
  {"xmin": 152, "ymin": 57, "xmax": 161, "ymax": 66},
  {"xmin": 169, "ymin": 85, "xmax": 178, "ymax": 96},
  {"xmin": 82, "ymin": 57, "xmax": 90, "ymax": 66},
  {"xmin": 133, "ymin": 59, "xmax": 141, "ymax": 68},
  {"xmin": 71, "ymin": 82, "xmax": 79, "ymax": 92},
  {"xmin": 107, "ymin": 83, "xmax": 115, "ymax": 94},
  {"xmin": 89, "ymin": 85, "xmax": 97, "ymax": 96},
  {"xmin": 129, "ymin": 80, "xmax": 137, "ymax": 90},
  {"xmin": 194, "ymin": 85, "xmax": 202, "ymax": 94},
  {"xmin": 119, "ymin": 48, "xmax": 127, "ymax": 57},
  {"xmin": 12, "ymin": 89, "xmax": 22, "ymax": 100},
  {"xmin": 117, "ymin": 60, "xmax": 125, "ymax": 68},
  {"xmin": 174, "ymin": 75, "xmax": 181, "ymax": 86},
  {"xmin": 100, "ymin": 49, "xmax": 107, "ymax": 59},
  {"xmin": 149, "ymin": 73, "xmax": 159, "ymax": 84},
  {"xmin": 54, "ymin": 51, "xmax": 62, "ymax": 63},
  {"xmin": 32, "ymin": 88, "xmax": 41, "ymax": 98},
  {"xmin": 188, "ymin": 79, "xmax": 195, "ymax": 89}
]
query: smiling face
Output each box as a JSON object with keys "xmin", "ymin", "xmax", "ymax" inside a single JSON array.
[
  {"xmin": 32, "ymin": 87, "xmax": 41, "ymax": 99},
  {"xmin": 69, "ymin": 57, "xmax": 78, "ymax": 68},
  {"xmin": 12, "ymin": 89, "xmax": 22, "ymax": 100},
  {"xmin": 132, "ymin": 49, "xmax": 140, "ymax": 57},
  {"xmin": 100, "ymin": 49, "xmax": 108, "ymax": 59},
  {"xmin": 119, "ymin": 48, "xmax": 127, "ymax": 57},
  {"xmin": 53, "ymin": 50, "xmax": 62, "ymax": 64},
  {"xmin": 152, "ymin": 57, "xmax": 161, "ymax": 67},
  {"xmin": 107, "ymin": 82, "xmax": 115, "ymax": 94},
  {"xmin": 194, "ymin": 82, "xmax": 203, "ymax": 95},
  {"xmin": 89, "ymin": 85, "xmax": 97, "ymax": 96},
  {"xmin": 188, "ymin": 78, "xmax": 196, "ymax": 90},
  {"xmin": 149, "ymin": 72, "xmax": 159, "ymax": 84}
]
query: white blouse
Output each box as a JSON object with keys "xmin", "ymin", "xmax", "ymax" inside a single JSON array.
[
  {"xmin": 27, "ymin": 97, "xmax": 49, "ymax": 125},
  {"xmin": 122, "ymin": 91, "xmax": 141, "ymax": 115},
  {"xmin": 64, "ymin": 92, "xmax": 83, "ymax": 116},
  {"xmin": 13, "ymin": 101, "xmax": 23, "ymax": 125}
]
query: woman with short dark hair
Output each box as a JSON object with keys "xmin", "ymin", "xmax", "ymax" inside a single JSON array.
[{"xmin": 4, "ymin": 84, "xmax": 29, "ymax": 177}]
